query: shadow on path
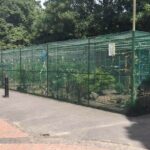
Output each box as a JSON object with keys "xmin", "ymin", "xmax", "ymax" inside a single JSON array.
[{"xmin": 126, "ymin": 115, "xmax": 150, "ymax": 149}]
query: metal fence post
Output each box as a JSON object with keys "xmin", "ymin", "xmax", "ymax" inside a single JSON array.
[
  {"xmin": 3, "ymin": 76, "xmax": 9, "ymax": 97},
  {"xmin": 1, "ymin": 49, "xmax": 3, "ymax": 87},
  {"xmin": 56, "ymin": 42, "xmax": 58, "ymax": 99},
  {"xmin": 88, "ymin": 38, "xmax": 90, "ymax": 106},
  {"xmin": 46, "ymin": 44, "xmax": 49, "ymax": 97},
  {"xmin": 20, "ymin": 48, "xmax": 22, "ymax": 89},
  {"xmin": 32, "ymin": 47, "xmax": 34, "ymax": 91}
]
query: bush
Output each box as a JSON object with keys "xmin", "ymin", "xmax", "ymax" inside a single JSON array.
[
  {"xmin": 127, "ymin": 76, "xmax": 150, "ymax": 116},
  {"xmin": 74, "ymin": 68, "xmax": 116, "ymax": 97}
]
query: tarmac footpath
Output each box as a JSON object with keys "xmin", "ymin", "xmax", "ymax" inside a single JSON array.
[
  {"xmin": 0, "ymin": 90, "xmax": 149, "ymax": 150},
  {"xmin": 0, "ymin": 119, "xmax": 106, "ymax": 150}
]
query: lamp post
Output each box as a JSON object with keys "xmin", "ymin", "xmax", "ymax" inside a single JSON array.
[
  {"xmin": 133, "ymin": 0, "xmax": 136, "ymax": 31},
  {"xmin": 131, "ymin": 0, "xmax": 136, "ymax": 106}
]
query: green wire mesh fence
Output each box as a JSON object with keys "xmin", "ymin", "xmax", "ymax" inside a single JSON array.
[{"xmin": 0, "ymin": 31, "xmax": 150, "ymax": 112}]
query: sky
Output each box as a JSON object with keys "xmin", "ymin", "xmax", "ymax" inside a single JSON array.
[
  {"xmin": 38, "ymin": 0, "xmax": 99, "ymax": 8},
  {"xmin": 40, "ymin": 0, "xmax": 47, "ymax": 8}
]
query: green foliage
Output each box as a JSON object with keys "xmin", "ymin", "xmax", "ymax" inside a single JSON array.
[
  {"xmin": 0, "ymin": 0, "xmax": 40, "ymax": 49},
  {"xmin": 1, "ymin": 0, "xmax": 150, "ymax": 47},
  {"xmin": 137, "ymin": 2, "xmax": 150, "ymax": 31},
  {"xmin": 115, "ymin": 83, "xmax": 125, "ymax": 94},
  {"xmin": 127, "ymin": 76, "xmax": 150, "ymax": 116},
  {"xmin": 74, "ymin": 68, "xmax": 116, "ymax": 94},
  {"xmin": 17, "ymin": 70, "xmax": 28, "ymax": 92}
]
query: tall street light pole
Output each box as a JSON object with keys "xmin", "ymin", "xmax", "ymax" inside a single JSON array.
[
  {"xmin": 132, "ymin": 0, "xmax": 136, "ymax": 106},
  {"xmin": 133, "ymin": 0, "xmax": 136, "ymax": 31}
]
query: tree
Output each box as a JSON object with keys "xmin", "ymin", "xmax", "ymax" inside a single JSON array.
[
  {"xmin": 1, "ymin": 0, "xmax": 150, "ymax": 47},
  {"xmin": 34, "ymin": 0, "xmax": 77, "ymax": 43},
  {"xmin": 0, "ymin": 0, "xmax": 40, "ymax": 49},
  {"xmin": 137, "ymin": 3, "xmax": 150, "ymax": 31}
]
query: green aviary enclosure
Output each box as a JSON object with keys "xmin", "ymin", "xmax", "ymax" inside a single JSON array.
[{"xmin": 0, "ymin": 31, "xmax": 150, "ymax": 113}]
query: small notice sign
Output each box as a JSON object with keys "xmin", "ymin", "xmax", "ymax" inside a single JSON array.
[{"xmin": 108, "ymin": 43, "xmax": 116, "ymax": 56}]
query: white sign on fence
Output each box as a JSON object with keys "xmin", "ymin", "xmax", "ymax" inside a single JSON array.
[{"xmin": 108, "ymin": 43, "xmax": 116, "ymax": 56}]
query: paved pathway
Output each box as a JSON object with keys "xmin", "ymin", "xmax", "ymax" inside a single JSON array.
[
  {"xmin": 0, "ymin": 90, "xmax": 149, "ymax": 150},
  {"xmin": 0, "ymin": 119, "xmax": 104, "ymax": 150}
]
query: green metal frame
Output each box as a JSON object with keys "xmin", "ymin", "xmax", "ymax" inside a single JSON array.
[{"xmin": 0, "ymin": 30, "xmax": 150, "ymax": 112}]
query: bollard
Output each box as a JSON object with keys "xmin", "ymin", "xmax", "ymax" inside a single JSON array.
[{"xmin": 3, "ymin": 77, "xmax": 9, "ymax": 97}]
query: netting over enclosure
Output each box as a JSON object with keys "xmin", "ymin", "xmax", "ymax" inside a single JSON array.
[{"xmin": 0, "ymin": 31, "xmax": 150, "ymax": 112}]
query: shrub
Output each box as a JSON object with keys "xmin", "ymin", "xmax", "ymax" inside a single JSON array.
[
  {"xmin": 127, "ymin": 76, "xmax": 150, "ymax": 116},
  {"xmin": 74, "ymin": 68, "xmax": 116, "ymax": 97}
]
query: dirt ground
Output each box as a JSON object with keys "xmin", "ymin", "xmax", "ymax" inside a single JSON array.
[{"xmin": 0, "ymin": 89, "xmax": 150, "ymax": 150}]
